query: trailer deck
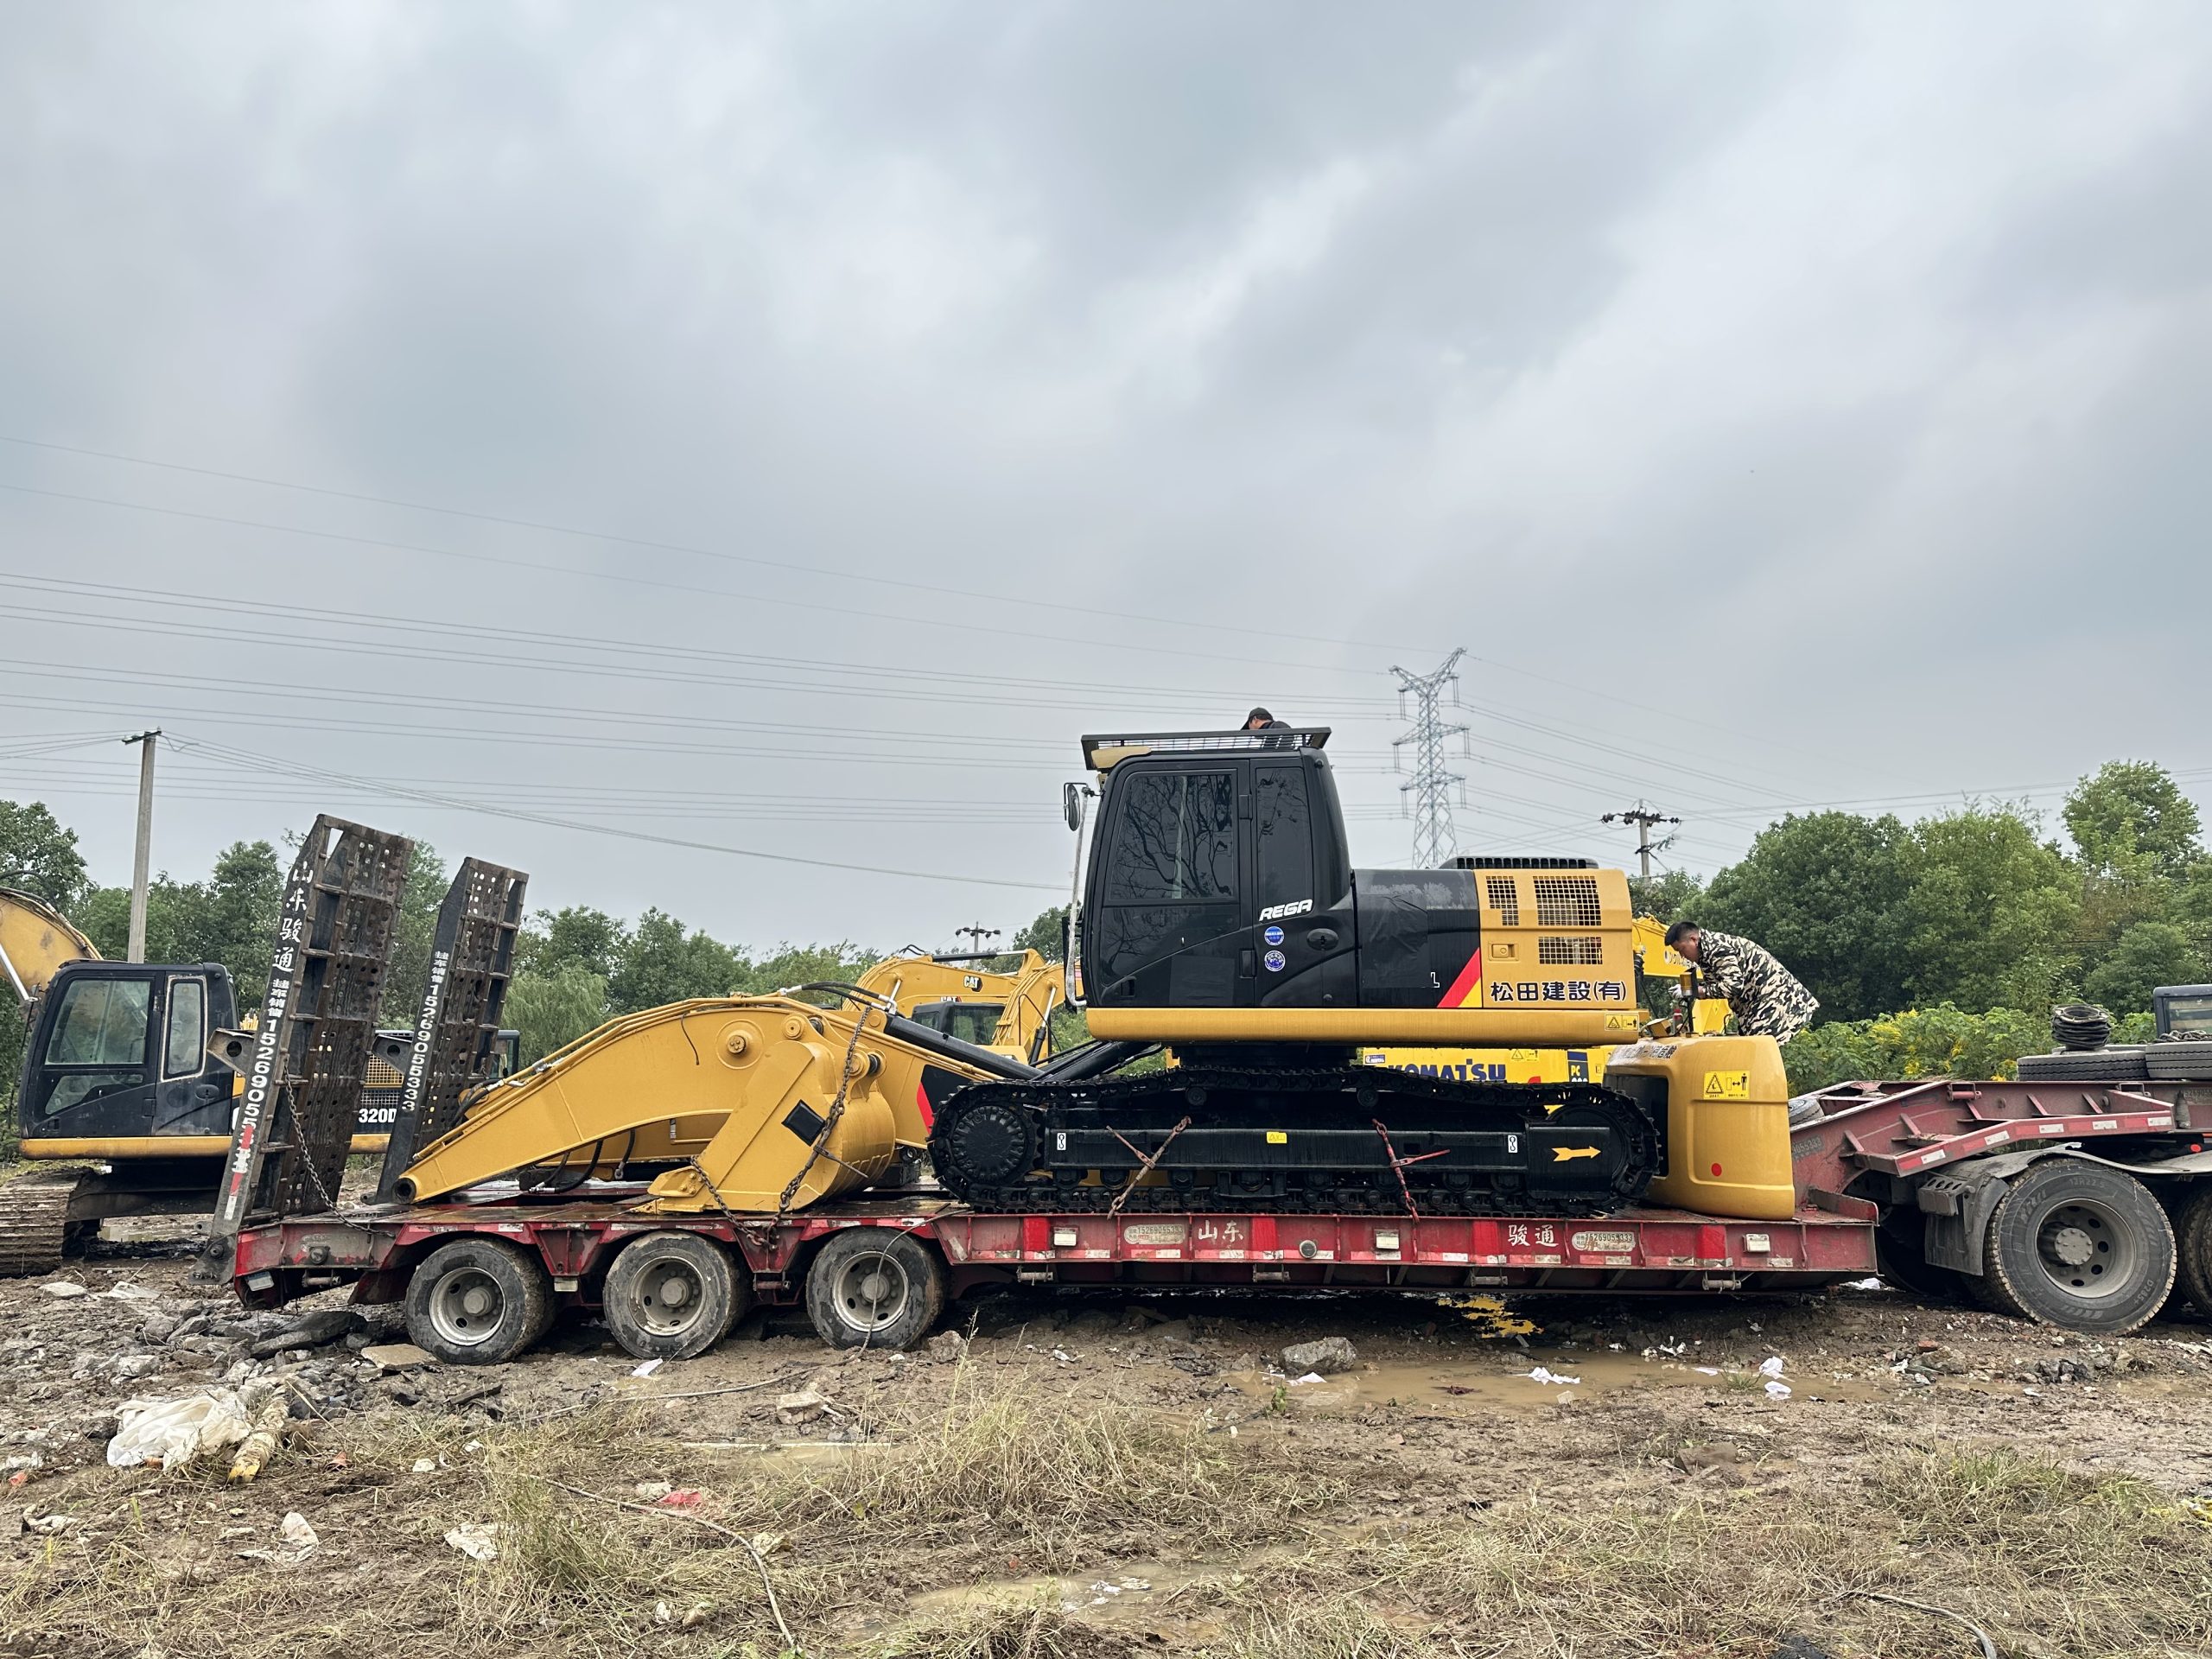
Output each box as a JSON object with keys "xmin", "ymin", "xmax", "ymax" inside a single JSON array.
[{"xmin": 232, "ymin": 1190, "xmax": 1880, "ymax": 1333}]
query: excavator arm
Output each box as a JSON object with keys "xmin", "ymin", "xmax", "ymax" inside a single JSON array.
[
  {"xmin": 0, "ymin": 887, "xmax": 99, "ymax": 1013},
  {"xmin": 391, "ymin": 995, "xmax": 1027, "ymax": 1213}
]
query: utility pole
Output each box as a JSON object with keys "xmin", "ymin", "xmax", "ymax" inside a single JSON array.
[
  {"xmin": 124, "ymin": 729, "xmax": 161, "ymax": 962},
  {"xmin": 1601, "ymin": 804, "xmax": 1681, "ymax": 880},
  {"xmin": 1390, "ymin": 650, "xmax": 1469, "ymax": 868},
  {"xmin": 953, "ymin": 924, "xmax": 1001, "ymax": 956}
]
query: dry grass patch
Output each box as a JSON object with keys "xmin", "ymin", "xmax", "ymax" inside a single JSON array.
[
  {"xmin": 2, "ymin": 1370, "xmax": 1337, "ymax": 1659},
  {"xmin": 874, "ymin": 1593, "xmax": 1138, "ymax": 1659},
  {"xmin": 1188, "ymin": 1443, "xmax": 2212, "ymax": 1659}
]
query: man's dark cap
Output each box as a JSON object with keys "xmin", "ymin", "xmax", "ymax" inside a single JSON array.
[
  {"xmin": 1246, "ymin": 707, "xmax": 1274, "ymax": 724},
  {"xmin": 1663, "ymin": 920, "xmax": 1698, "ymax": 949}
]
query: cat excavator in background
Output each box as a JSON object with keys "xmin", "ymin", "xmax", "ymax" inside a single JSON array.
[
  {"xmin": 853, "ymin": 947, "xmax": 1065, "ymax": 1062},
  {"xmin": 0, "ymin": 884, "xmax": 403, "ymax": 1272},
  {"xmin": 1, "ymin": 817, "xmax": 515, "ymax": 1277}
]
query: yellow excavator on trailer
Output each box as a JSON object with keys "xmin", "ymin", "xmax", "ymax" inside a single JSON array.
[{"xmin": 369, "ymin": 726, "xmax": 1795, "ymax": 1227}]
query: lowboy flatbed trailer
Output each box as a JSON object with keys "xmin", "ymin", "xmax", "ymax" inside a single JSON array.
[{"xmin": 226, "ymin": 1070, "xmax": 2212, "ymax": 1359}]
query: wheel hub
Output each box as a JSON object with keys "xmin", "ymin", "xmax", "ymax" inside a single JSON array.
[
  {"xmin": 429, "ymin": 1268, "xmax": 505, "ymax": 1348},
  {"xmin": 835, "ymin": 1252, "xmax": 908, "ymax": 1331},
  {"xmin": 2044, "ymin": 1224, "xmax": 2096, "ymax": 1268},
  {"xmin": 635, "ymin": 1262, "xmax": 706, "ymax": 1333}
]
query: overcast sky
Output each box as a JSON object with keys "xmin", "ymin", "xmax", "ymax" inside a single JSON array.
[{"xmin": 3, "ymin": 3, "xmax": 2208, "ymax": 953}]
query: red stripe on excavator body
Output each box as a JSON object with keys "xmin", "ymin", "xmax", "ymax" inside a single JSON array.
[{"xmin": 1440, "ymin": 947, "xmax": 1483, "ymax": 1008}]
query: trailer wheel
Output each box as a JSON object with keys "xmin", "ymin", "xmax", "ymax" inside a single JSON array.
[
  {"xmin": 1974, "ymin": 1160, "xmax": 2176, "ymax": 1336},
  {"xmin": 404, "ymin": 1237, "xmax": 555, "ymax": 1364},
  {"xmin": 804, "ymin": 1229, "xmax": 945, "ymax": 1351},
  {"xmin": 2172, "ymin": 1186, "xmax": 2212, "ymax": 1318},
  {"xmin": 603, "ymin": 1231, "xmax": 747, "ymax": 1361}
]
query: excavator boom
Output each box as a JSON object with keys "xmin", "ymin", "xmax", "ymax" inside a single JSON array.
[
  {"xmin": 392, "ymin": 995, "xmax": 1028, "ymax": 1213},
  {"xmin": 0, "ymin": 887, "xmax": 99, "ymax": 1010}
]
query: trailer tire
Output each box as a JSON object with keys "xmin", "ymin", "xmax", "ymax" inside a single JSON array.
[
  {"xmin": 804, "ymin": 1229, "xmax": 945, "ymax": 1351},
  {"xmin": 2016, "ymin": 1048, "xmax": 2150, "ymax": 1083},
  {"xmin": 603, "ymin": 1231, "xmax": 747, "ymax": 1361},
  {"xmin": 1974, "ymin": 1160, "xmax": 2176, "ymax": 1336},
  {"xmin": 2172, "ymin": 1186, "xmax": 2212, "ymax": 1318},
  {"xmin": 2147, "ymin": 1040, "xmax": 2212, "ymax": 1082},
  {"xmin": 404, "ymin": 1236, "xmax": 555, "ymax": 1364}
]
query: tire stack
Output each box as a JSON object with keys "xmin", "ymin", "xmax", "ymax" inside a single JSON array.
[
  {"xmin": 2015, "ymin": 1001, "xmax": 2149, "ymax": 1082},
  {"xmin": 2147, "ymin": 1039, "xmax": 2212, "ymax": 1082}
]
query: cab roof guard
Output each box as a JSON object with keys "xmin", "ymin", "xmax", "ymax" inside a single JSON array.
[{"xmin": 1080, "ymin": 728, "xmax": 1331, "ymax": 771}]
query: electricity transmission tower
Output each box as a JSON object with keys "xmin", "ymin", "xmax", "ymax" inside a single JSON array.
[
  {"xmin": 1601, "ymin": 804, "xmax": 1681, "ymax": 879},
  {"xmin": 1391, "ymin": 650, "xmax": 1468, "ymax": 868}
]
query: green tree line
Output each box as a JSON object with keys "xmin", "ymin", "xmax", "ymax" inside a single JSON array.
[
  {"xmin": 6, "ymin": 757, "xmax": 2207, "ymax": 1100},
  {"xmin": 1632, "ymin": 760, "xmax": 2211, "ymax": 1089}
]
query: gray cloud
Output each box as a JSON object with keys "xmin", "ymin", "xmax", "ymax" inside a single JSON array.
[{"xmin": 3, "ymin": 2, "xmax": 2208, "ymax": 946}]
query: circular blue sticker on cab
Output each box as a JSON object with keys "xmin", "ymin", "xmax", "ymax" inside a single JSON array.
[
  {"xmin": 1263, "ymin": 949, "xmax": 1287, "ymax": 973},
  {"xmin": 1263, "ymin": 925, "xmax": 1285, "ymax": 946}
]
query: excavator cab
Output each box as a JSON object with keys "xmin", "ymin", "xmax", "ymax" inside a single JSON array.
[
  {"xmin": 1071, "ymin": 729, "xmax": 1638, "ymax": 1031},
  {"xmin": 17, "ymin": 961, "xmax": 242, "ymax": 1154},
  {"xmin": 1076, "ymin": 727, "xmax": 1364, "ymax": 1012}
]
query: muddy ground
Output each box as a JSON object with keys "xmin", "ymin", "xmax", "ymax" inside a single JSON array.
[{"xmin": 3, "ymin": 1207, "xmax": 2211, "ymax": 1658}]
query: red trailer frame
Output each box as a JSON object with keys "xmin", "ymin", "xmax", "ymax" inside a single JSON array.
[
  {"xmin": 226, "ymin": 1075, "xmax": 2212, "ymax": 1352},
  {"xmin": 232, "ymin": 1192, "xmax": 1883, "ymax": 1311}
]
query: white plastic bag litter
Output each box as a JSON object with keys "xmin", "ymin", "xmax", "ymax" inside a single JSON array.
[
  {"xmin": 1522, "ymin": 1366, "xmax": 1581, "ymax": 1386},
  {"xmin": 1758, "ymin": 1356, "xmax": 1785, "ymax": 1378},
  {"xmin": 445, "ymin": 1522, "xmax": 502, "ymax": 1561},
  {"xmin": 107, "ymin": 1382, "xmax": 278, "ymax": 1471}
]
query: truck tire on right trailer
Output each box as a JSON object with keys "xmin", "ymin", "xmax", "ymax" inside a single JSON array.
[
  {"xmin": 1972, "ymin": 1160, "xmax": 2176, "ymax": 1337},
  {"xmin": 804, "ymin": 1228, "xmax": 945, "ymax": 1351},
  {"xmin": 602, "ymin": 1230, "xmax": 747, "ymax": 1361},
  {"xmin": 404, "ymin": 1236, "xmax": 556, "ymax": 1363},
  {"xmin": 2171, "ymin": 1186, "xmax": 2212, "ymax": 1319}
]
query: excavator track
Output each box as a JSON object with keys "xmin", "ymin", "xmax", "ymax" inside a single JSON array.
[
  {"xmin": 0, "ymin": 1169, "xmax": 88, "ymax": 1277},
  {"xmin": 929, "ymin": 1065, "xmax": 1659, "ymax": 1217}
]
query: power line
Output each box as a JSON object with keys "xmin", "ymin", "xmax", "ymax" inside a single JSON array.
[
  {"xmin": 0, "ymin": 439, "xmax": 1936, "ymax": 791},
  {"xmin": 1391, "ymin": 650, "xmax": 1467, "ymax": 868},
  {"xmin": 0, "ymin": 480, "xmax": 1415, "ymax": 681},
  {"xmin": 161, "ymin": 734, "xmax": 1065, "ymax": 894},
  {"xmin": 0, "ymin": 432, "xmax": 1455, "ymax": 662}
]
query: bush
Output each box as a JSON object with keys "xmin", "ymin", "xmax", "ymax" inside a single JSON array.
[{"xmin": 1783, "ymin": 1002, "xmax": 2047, "ymax": 1094}]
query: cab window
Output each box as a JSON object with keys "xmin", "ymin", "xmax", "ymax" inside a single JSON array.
[
  {"xmin": 45, "ymin": 978, "xmax": 150, "ymax": 1067},
  {"xmin": 2166, "ymin": 994, "xmax": 2212, "ymax": 1037},
  {"xmin": 1104, "ymin": 770, "xmax": 1236, "ymax": 903},
  {"xmin": 39, "ymin": 977, "xmax": 152, "ymax": 1118},
  {"xmin": 1255, "ymin": 766, "xmax": 1313, "ymax": 911},
  {"xmin": 164, "ymin": 979, "xmax": 206, "ymax": 1079},
  {"xmin": 911, "ymin": 1001, "xmax": 1005, "ymax": 1046}
]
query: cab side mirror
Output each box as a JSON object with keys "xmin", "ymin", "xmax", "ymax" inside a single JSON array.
[{"xmin": 1063, "ymin": 781, "xmax": 1089, "ymax": 832}]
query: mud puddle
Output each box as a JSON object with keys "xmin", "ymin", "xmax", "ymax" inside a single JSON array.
[{"xmin": 1234, "ymin": 1349, "xmax": 1891, "ymax": 1414}]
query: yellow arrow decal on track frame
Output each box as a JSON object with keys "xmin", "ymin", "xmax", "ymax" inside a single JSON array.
[{"xmin": 1551, "ymin": 1146, "xmax": 1600, "ymax": 1163}]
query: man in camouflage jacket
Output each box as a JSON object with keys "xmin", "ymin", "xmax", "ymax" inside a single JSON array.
[{"xmin": 1662, "ymin": 922, "xmax": 1820, "ymax": 1043}]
